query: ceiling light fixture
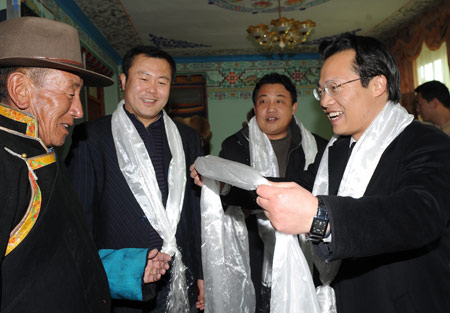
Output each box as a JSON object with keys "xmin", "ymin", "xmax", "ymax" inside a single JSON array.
[{"xmin": 246, "ymin": 0, "xmax": 316, "ymax": 51}]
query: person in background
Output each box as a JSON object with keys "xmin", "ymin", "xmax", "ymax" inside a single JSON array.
[
  {"xmin": 256, "ymin": 33, "xmax": 450, "ymax": 313},
  {"xmin": 415, "ymin": 80, "xmax": 450, "ymax": 135},
  {"xmin": 188, "ymin": 115, "xmax": 212, "ymax": 155},
  {"xmin": 0, "ymin": 17, "xmax": 170, "ymax": 313},
  {"xmin": 66, "ymin": 45, "xmax": 204, "ymax": 313}
]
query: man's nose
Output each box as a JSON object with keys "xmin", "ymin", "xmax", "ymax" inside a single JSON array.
[
  {"xmin": 71, "ymin": 96, "xmax": 84, "ymax": 119},
  {"xmin": 320, "ymin": 92, "xmax": 334, "ymax": 111},
  {"xmin": 146, "ymin": 81, "xmax": 157, "ymax": 93},
  {"xmin": 267, "ymin": 101, "xmax": 277, "ymax": 111}
]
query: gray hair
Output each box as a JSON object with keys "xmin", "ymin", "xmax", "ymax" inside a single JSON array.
[{"xmin": 0, "ymin": 67, "xmax": 52, "ymax": 103}]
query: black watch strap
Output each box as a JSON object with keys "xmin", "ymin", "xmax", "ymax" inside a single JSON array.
[{"xmin": 307, "ymin": 197, "xmax": 329, "ymax": 244}]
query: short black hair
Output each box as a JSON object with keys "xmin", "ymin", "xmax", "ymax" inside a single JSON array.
[
  {"xmin": 319, "ymin": 33, "xmax": 401, "ymax": 103},
  {"xmin": 415, "ymin": 80, "xmax": 450, "ymax": 109},
  {"xmin": 121, "ymin": 46, "xmax": 176, "ymax": 80},
  {"xmin": 252, "ymin": 73, "xmax": 297, "ymax": 106}
]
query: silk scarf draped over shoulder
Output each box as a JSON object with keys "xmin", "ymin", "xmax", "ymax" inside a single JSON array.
[
  {"xmin": 312, "ymin": 101, "xmax": 413, "ymax": 313},
  {"xmin": 197, "ymin": 115, "xmax": 320, "ymax": 313},
  {"xmin": 249, "ymin": 116, "xmax": 317, "ymax": 286},
  {"xmin": 112, "ymin": 100, "xmax": 189, "ymax": 313},
  {"xmin": 249, "ymin": 116, "xmax": 320, "ymax": 313}
]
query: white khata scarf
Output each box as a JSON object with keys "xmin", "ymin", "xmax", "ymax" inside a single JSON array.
[
  {"xmin": 249, "ymin": 116, "xmax": 317, "ymax": 288},
  {"xmin": 248, "ymin": 116, "xmax": 320, "ymax": 313},
  {"xmin": 198, "ymin": 166, "xmax": 257, "ymax": 313},
  {"xmin": 111, "ymin": 100, "xmax": 189, "ymax": 313},
  {"xmin": 196, "ymin": 115, "xmax": 320, "ymax": 313},
  {"xmin": 312, "ymin": 101, "xmax": 413, "ymax": 313}
]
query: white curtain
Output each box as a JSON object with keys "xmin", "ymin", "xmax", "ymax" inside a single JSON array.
[{"xmin": 414, "ymin": 41, "xmax": 450, "ymax": 87}]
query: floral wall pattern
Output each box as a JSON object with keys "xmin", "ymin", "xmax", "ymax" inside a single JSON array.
[{"xmin": 176, "ymin": 57, "xmax": 322, "ymax": 101}]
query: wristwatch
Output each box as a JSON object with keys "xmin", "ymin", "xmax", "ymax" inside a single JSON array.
[{"xmin": 307, "ymin": 197, "xmax": 329, "ymax": 244}]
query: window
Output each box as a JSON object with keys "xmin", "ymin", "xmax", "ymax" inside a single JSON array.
[{"xmin": 414, "ymin": 42, "xmax": 450, "ymax": 87}]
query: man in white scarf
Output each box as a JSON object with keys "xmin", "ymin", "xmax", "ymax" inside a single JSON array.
[
  {"xmin": 192, "ymin": 73, "xmax": 327, "ymax": 312},
  {"xmin": 256, "ymin": 34, "xmax": 450, "ymax": 313},
  {"xmin": 67, "ymin": 46, "xmax": 204, "ymax": 313}
]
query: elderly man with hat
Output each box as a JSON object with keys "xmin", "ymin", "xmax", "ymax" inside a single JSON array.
[{"xmin": 0, "ymin": 17, "xmax": 170, "ymax": 312}]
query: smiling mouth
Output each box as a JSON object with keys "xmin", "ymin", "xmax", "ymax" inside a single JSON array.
[
  {"xmin": 328, "ymin": 111, "xmax": 343, "ymax": 120},
  {"xmin": 142, "ymin": 99, "xmax": 157, "ymax": 103}
]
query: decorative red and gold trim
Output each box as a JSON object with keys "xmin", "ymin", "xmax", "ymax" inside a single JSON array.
[
  {"xmin": 0, "ymin": 104, "xmax": 37, "ymax": 138},
  {"xmin": 5, "ymin": 152, "xmax": 56, "ymax": 256}
]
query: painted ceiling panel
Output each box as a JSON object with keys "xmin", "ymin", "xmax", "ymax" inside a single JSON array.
[{"xmin": 73, "ymin": 0, "xmax": 442, "ymax": 58}]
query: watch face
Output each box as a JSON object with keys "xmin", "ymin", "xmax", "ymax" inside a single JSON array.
[
  {"xmin": 308, "ymin": 198, "xmax": 329, "ymax": 243},
  {"xmin": 311, "ymin": 218, "xmax": 328, "ymax": 236}
]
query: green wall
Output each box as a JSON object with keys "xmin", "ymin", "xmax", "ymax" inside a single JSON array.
[{"xmin": 104, "ymin": 72, "xmax": 120, "ymax": 115}]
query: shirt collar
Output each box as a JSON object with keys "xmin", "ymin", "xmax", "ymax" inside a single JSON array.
[{"xmin": 122, "ymin": 105, "xmax": 163, "ymax": 130}]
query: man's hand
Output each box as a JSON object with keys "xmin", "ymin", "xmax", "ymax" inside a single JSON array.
[
  {"xmin": 256, "ymin": 181, "xmax": 318, "ymax": 234},
  {"xmin": 190, "ymin": 163, "xmax": 203, "ymax": 187},
  {"xmin": 143, "ymin": 249, "xmax": 171, "ymax": 283},
  {"xmin": 196, "ymin": 279, "xmax": 205, "ymax": 310}
]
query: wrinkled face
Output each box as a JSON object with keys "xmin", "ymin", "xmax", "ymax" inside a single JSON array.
[
  {"xmin": 318, "ymin": 50, "xmax": 383, "ymax": 141},
  {"xmin": 120, "ymin": 55, "xmax": 172, "ymax": 127},
  {"xmin": 254, "ymin": 83, "xmax": 297, "ymax": 140},
  {"xmin": 28, "ymin": 69, "xmax": 83, "ymax": 147},
  {"xmin": 416, "ymin": 93, "xmax": 433, "ymax": 122}
]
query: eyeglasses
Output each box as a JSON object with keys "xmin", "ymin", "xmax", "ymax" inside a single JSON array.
[{"xmin": 313, "ymin": 78, "xmax": 361, "ymax": 101}]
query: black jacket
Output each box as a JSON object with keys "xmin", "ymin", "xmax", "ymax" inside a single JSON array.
[
  {"xmin": 0, "ymin": 109, "xmax": 110, "ymax": 313},
  {"xmin": 317, "ymin": 121, "xmax": 450, "ymax": 313}
]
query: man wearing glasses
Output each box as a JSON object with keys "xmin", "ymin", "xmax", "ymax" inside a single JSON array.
[{"xmin": 256, "ymin": 33, "xmax": 450, "ymax": 313}]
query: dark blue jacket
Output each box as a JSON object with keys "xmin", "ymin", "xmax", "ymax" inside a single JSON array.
[{"xmin": 66, "ymin": 114, "xmax": 203, "ymax": 312}]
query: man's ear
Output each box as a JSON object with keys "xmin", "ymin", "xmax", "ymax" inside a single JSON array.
[
  {"xmin": 372, "ymin": 75, "xmax": 387, "ymax": 98},
  {"xmin": 430, "ymin": 98, "xmax": 440, "ymax": 108},
  {"xmin": 292, "ymin": 101, "xmax": 298, "ymax": 114},
  {"xmin": 119, "ymin": 73, "xmax": 127, "ymax": 90},
  {"xmin": 7, "ymin": 72, "xmax": 32, "ymax": 110}
]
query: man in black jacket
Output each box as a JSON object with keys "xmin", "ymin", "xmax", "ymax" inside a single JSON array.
[
  {"xmin": 219, "ymin": 73, "xmax": 327, "ymax": 312},
  {"xmin": 257, "ymin": 34, "xmax": 450, "ymax": 313}
]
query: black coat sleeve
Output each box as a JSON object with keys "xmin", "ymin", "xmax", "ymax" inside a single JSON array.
[
  {"xmin": 316, "ymin": 124, "xmax": 450, "ymax": 261},
  {"xmin": 65, "ymin": 122, "xmax": 98, "ymax": 231}
]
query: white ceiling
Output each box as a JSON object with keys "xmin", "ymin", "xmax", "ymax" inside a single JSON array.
[{"xmin": 73, "ymin": 0, "xmax": 442, "ymax": 58}]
